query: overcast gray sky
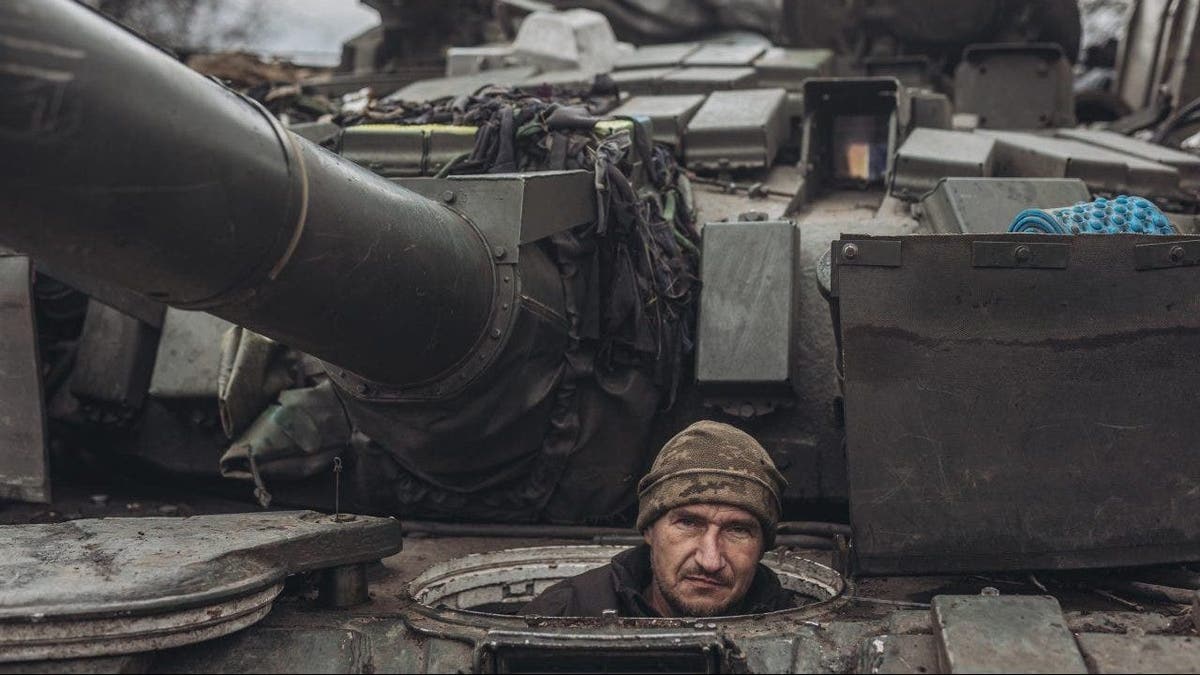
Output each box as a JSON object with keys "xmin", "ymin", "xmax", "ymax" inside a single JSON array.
[{"xmin": 217, "ymin": 0, "xmax": 380, "ymax": 66}]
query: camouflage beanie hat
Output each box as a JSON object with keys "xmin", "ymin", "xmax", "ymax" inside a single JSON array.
[{"xmin": 636, "ymin": 421, "xmax": 788, "ymax": 540}]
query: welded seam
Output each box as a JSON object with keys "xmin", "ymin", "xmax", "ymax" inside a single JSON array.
[{"xmin": 268, "ymin": 124, "xmax": 310, "ymax": 281}]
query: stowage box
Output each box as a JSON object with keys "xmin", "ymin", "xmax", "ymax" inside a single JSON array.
[{"xmin": 833, "ymin": 233, "xmax": 1200, "ymax": 574}]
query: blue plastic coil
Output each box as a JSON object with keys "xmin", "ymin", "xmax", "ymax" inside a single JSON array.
[{"xmin": 1008, "ymin": 196, "xmax": 1176, "ymax": 235}]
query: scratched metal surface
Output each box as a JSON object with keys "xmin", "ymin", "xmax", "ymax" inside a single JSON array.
[
  {"xmin": 0, "ymin": 256, "xmax": 49, "ymax": 504},
  {"xmin": 836, "ymin": 233, "xmax": 1200, "ymax": 574},
  {"xmin": 0, "ymin": 511, "xmax": 401, "ymax": 661}
]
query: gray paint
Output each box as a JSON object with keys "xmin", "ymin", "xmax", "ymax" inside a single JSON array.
[
  {"xmin": 609, "ymin": 94, "xmax": 706, "ymax": 148},
  {"xmin": 933, "ymin": 596, "xmax": 1086, "ymax": 673},
  {"xmin": 149, "ymin": 309, "xmax": 235, "ymax": 399},
  {"xmin": 1058, "ymin": 128, "xmax": 1200, "ymax": 194},
  {"xmin": 891, "ymin": 129, "xmax": 995, "ymax": 199},
  {"xmin": 684, "ymin": 88, "xmax": 789, "ymax": 169},
  {"xmin": 838, "ymin": 234, "xmax": 1200, "ymax": 573},
  {"xmin": 980, "ymin": 130, "xmax": 1182, "ymax": 197},
  {"xmin": 696, "ymin": 220, "xmax": 797, "ymax": 393},
  {"xmin": 920, "ymin": 177, "xmax": 1091, "ymax": 234},
  {"xmin": 0, "ymin": 256, "xmax": 48, "ymax": 504}
]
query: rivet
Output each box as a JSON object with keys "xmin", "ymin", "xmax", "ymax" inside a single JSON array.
[
  {"xmin": 1014, "ymin": 245, "xmax": 1032, "ymax": 263},
  {"xmin": 478, "ymin": 353, "xmax": 486, "ymax": 360},
  {"xmin": 503, "ymin": 275, "xmax": 511, "ymax": 283},
  {"xmin": 441, "ymin": 190, "xmax": 456, "ymax": 204},
  {"xmin": 490, "ymin": 328, "xmax": 502, "ymax": 339},
  {"xmin": 501, "ymin": 302, "xmax": 510, "ymax": 310},
  {"xmin": 841, "ymin": 243, "xmax": 859, "ymax": 260},
  {"xmin": 1170, "ymin": 245, "xmax": 1185, "ymax": 262}
]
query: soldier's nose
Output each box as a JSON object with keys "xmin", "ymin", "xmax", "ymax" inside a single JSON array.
[{"xmin": 694, "ymin": 530, "xmax": 725, "ymax": 573}]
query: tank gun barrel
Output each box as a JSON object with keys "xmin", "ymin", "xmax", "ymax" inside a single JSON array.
[{"xmin": 0, "ymin": 0, "xmax": 497, "ymax": 387}]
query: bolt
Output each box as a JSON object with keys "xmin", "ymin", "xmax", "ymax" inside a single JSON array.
[
  {"xmin": 441, "ymin": 190, "xmax": 456, "ymax": 204},
  {"xmin": 1170, "ymin": 245, "xmax": 1185, "ymax": 262},
  {"xmin": 492, "ymin": 246, "xmax": 506, "ymax": 259},
  {"xmin": 1014, "ymin": 245, "xmax": 1032, "ymax": 263},
  {"xmin": 490, "ymin": 328, "xmax": 502, "ymax": 339},
  {"xmin": 841, "ymin": 243, "xmax": 859, "ymax": 260},
  {"xmin": 981, "ymin": 586, "xmax": 1000, "ymax": 597},
  {"xmin": 355, "ymin": 383, "xmax": 369, "ymax": 395}
]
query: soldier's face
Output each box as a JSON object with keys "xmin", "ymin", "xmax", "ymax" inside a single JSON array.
[{"xmin": 643, "ymin": 503, "xmax": 764, "ymax": 617}]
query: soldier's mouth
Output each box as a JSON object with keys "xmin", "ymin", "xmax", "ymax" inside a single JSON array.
[{"xmin": 682, "ymin": 575, "xmax": 727, "ymax": 589}]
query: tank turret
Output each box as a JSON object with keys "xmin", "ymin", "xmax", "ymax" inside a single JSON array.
[{"xmin": 1, "ymin": 0, "xmax": 680, "ymax": 525}]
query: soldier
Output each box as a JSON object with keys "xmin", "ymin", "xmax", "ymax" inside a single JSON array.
[{"xmin": 522, "ymin": 421, "xmax": 794, "ymax": 617}]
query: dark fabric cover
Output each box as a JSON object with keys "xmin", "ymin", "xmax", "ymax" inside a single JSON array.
[
  {"xmin": 332, "ymin": 86, "xmax": 700, "ymax": 524},
  {"xmin": 520, "ymin": 544, "xmax": 795, "ymax": 617}
]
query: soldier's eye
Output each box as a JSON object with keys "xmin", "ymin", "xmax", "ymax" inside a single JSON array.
[{"xmin": 725, "ymin": 524, "xmax": 757, "ymax": 539}]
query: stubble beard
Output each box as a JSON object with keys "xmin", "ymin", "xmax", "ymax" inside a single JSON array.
[
  {"xmin": 650, "ymin": 550, "xmax": 739, "ymax": 618},
  {"xmin": 654, "ymin": 574, "xmax": 737, "ymax": 617}
]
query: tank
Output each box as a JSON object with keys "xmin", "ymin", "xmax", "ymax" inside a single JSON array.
[{"xmin": 2, "ymin": 0, "xmax": 1200, "ymax": 672}]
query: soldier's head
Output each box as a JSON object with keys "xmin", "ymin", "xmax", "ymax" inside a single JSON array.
[{"xmin": 636, "ymin": 421, "xmax": 787, "ymax": 617}]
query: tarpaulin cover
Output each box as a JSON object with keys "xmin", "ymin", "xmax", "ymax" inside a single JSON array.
[{"xmin": 232, "ymin": 82, "xmax": 701, "ymax": 523}]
